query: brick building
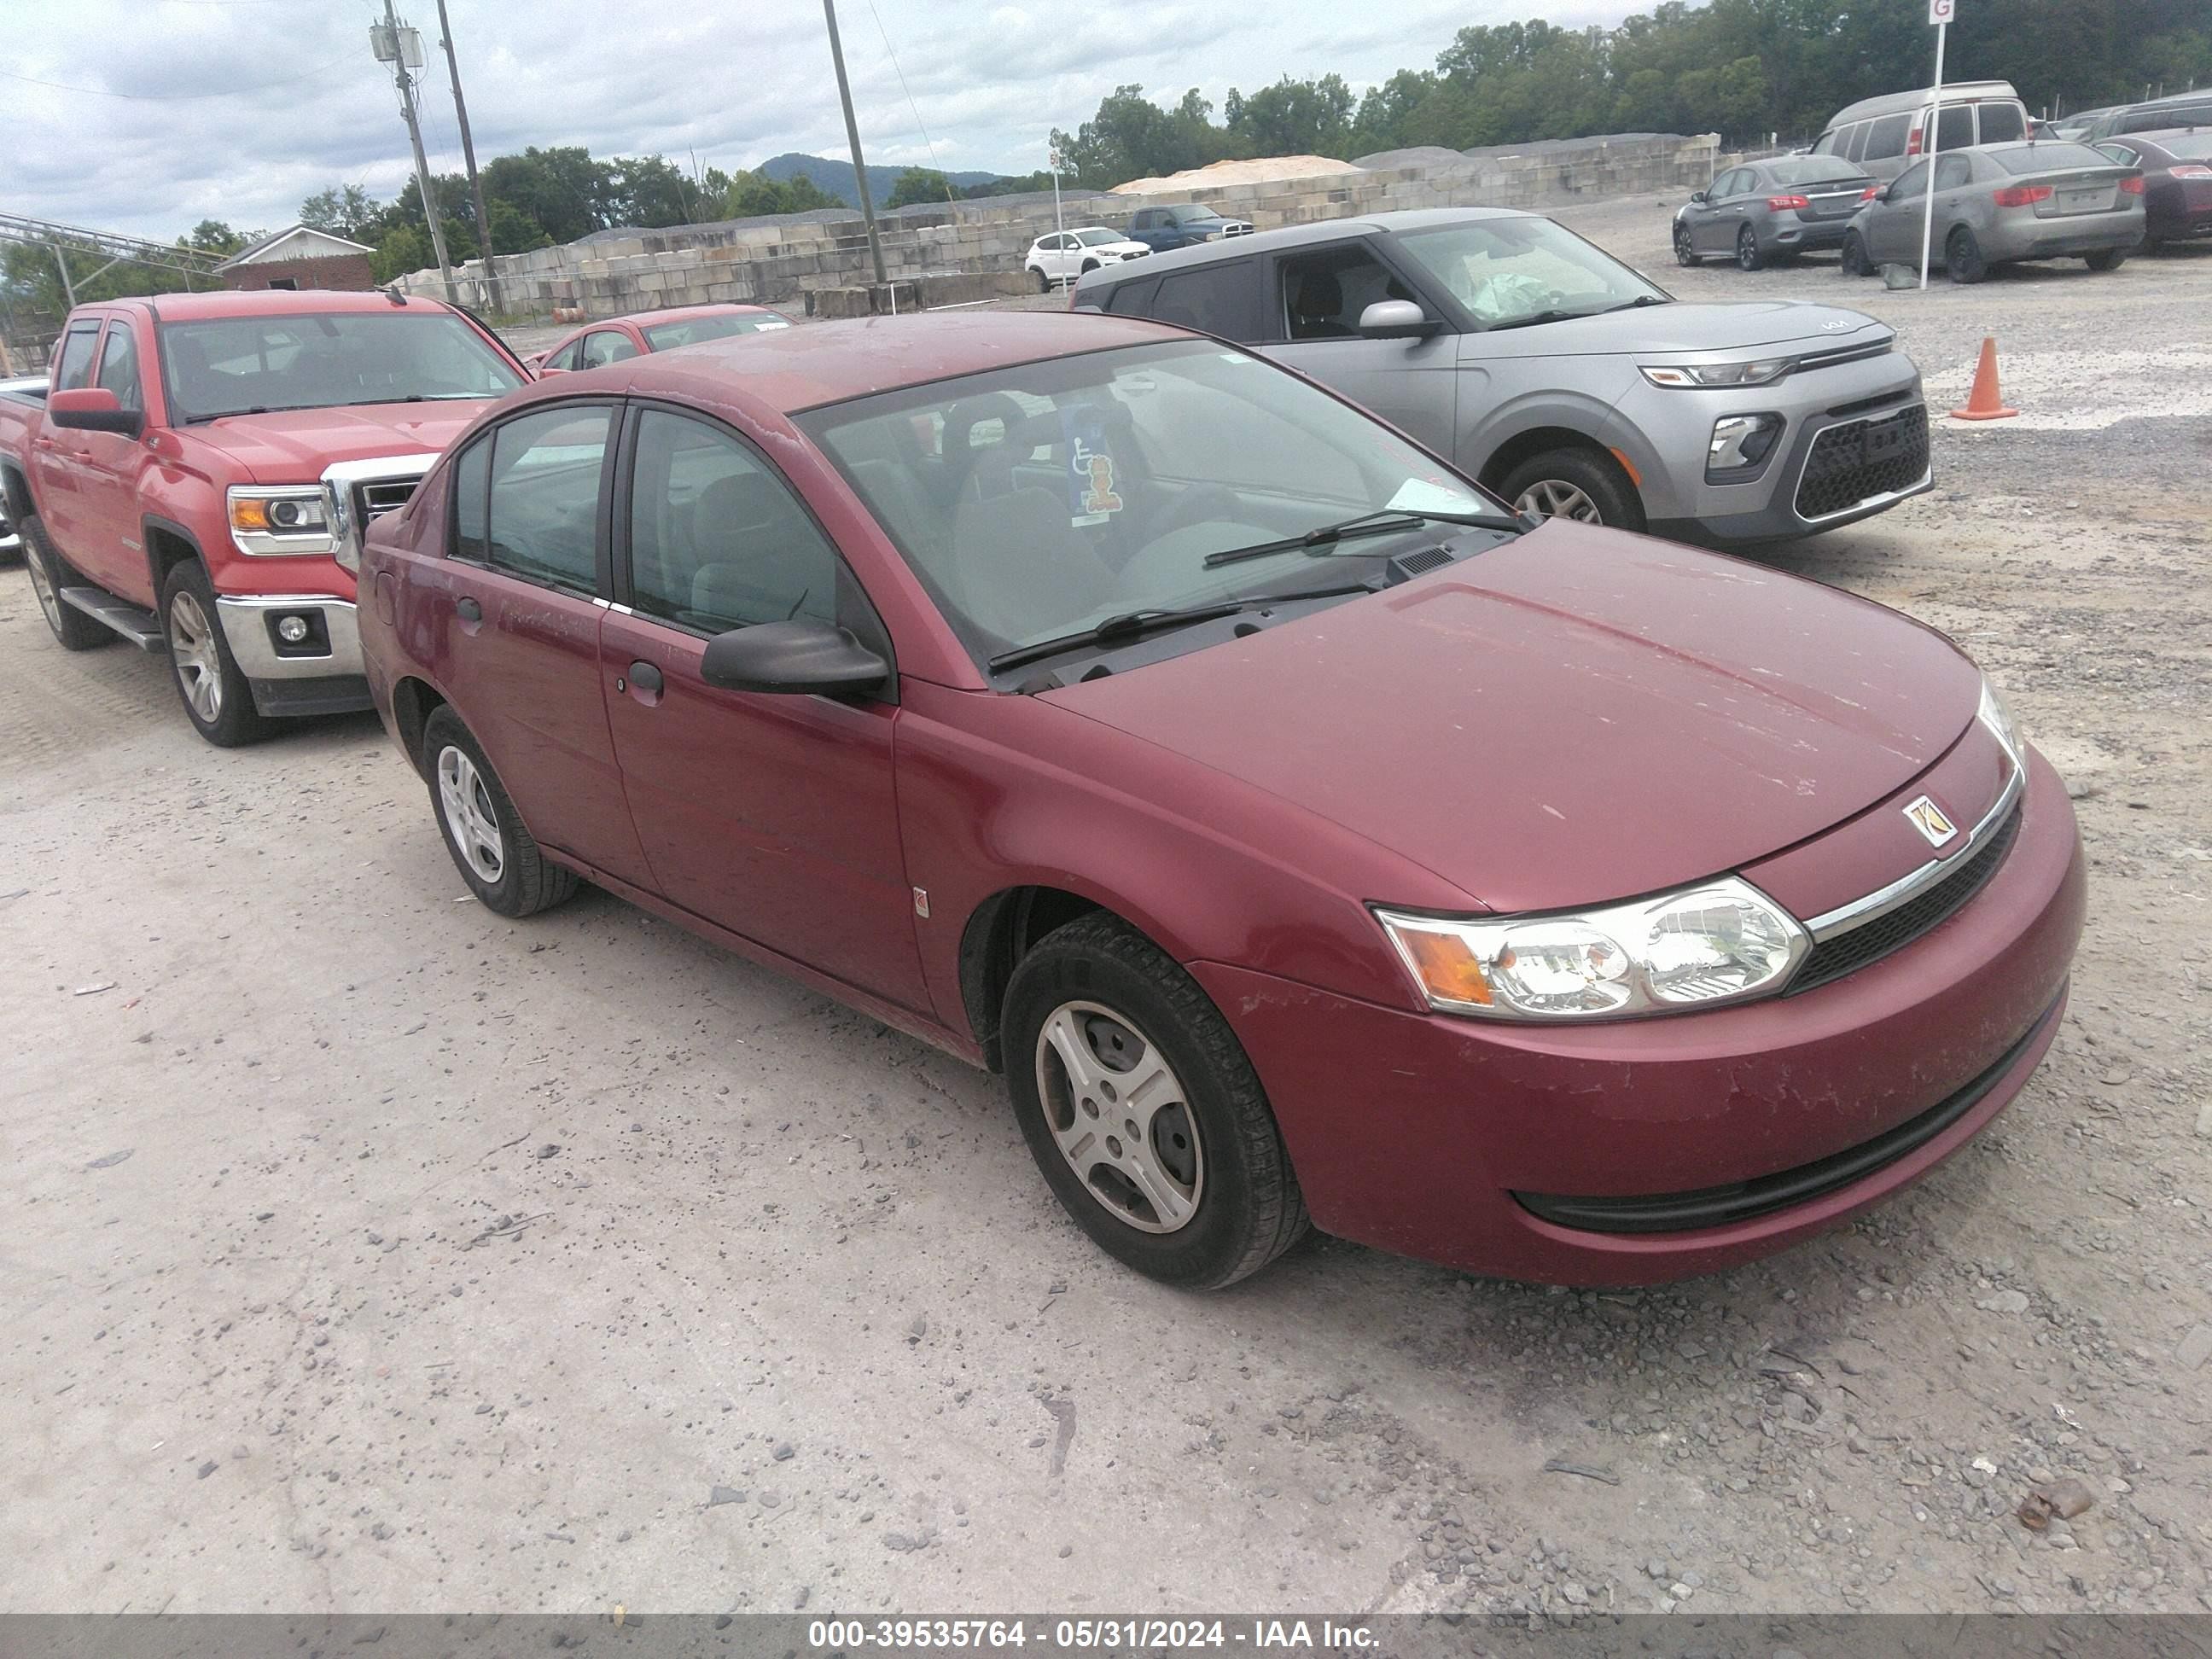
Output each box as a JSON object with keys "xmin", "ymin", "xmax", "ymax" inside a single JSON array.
[{"xmin": 215, "ymin": 226, "xmax": 377, "ymax": 293}]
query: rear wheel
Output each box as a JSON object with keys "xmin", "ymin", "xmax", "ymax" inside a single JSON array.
[
  {"xmin": 1673, "ymin": 223, "xmax": 1698, "ymax": 266},
  {"xmin": 20, "ymin": 515, "xmax": 110, "ymax": 652},
  {"xmin": 1945, "ymin": 226, "xmax": 1988, "ymax": 284},
  {"xmin": 1735, "ymin": 224, "xmax": 1765, "ymax": 271},
  {"xmin": 161, "ymin": 560, "xmax": 266, "ymax": 747},
  {"xmin": 1838, "ymin": 230, "xmax": 1873, "ymax": 277},
  {"xmin": 2083, "ymin": 247, "xmax": 2127, "ymax": 272},
  {"xmin": 1500, "ymin": 447, "xmax": 1645, "ymax": 532},
  {"xmin": 421, "ymin": 705, "xmax": 577, "ymax": 917}
]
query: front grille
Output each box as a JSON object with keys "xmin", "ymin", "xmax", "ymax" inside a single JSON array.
[
  {"xmin": 1513, "ymin": 995, "xmax": 2060, "ymax": 1235},
  {"xmin": 1788, "ymin": 800, "xmax": 2022, "ymax": 996},
  {"xmin": 353, "ymin": 476, "xmax": 421, "ymax": 527},
  {"xmin": 1795, "ymin": 404, "xmax": 1929, "ymax": 520}
]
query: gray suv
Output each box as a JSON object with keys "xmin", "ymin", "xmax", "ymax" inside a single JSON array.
[{"xmin": 1071, "ymin": 208, "xmax": 1931, "ymax": 544}]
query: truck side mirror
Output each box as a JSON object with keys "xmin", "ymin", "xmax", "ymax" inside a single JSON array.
[{"xmin": 48, "ymin": 386, "xmax": 144, "ymax": 439}]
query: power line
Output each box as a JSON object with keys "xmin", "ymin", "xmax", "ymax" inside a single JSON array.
[{"xmin": 863, "ymin": 0, "xmax": 954, "ymax": 204}]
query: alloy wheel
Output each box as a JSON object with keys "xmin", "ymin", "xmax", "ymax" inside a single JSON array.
[
  {"xmin": 436, "ymin": 744, "xmax": 506, "ymax": 884},
  {"xmin": 167, "ymin": 589, "xmax": 224, "ymax": 724},
  {"xmin": 1514, "ymin": 479, "xmax": 1604, "ymax": 523},
  {"xmin": 1674, "ymin": 225, "xmax": 1697, "ymax": 265},
  {"xmin": 1033, "ymin": 999, "xmax": 1203, "ymax": 1234}
]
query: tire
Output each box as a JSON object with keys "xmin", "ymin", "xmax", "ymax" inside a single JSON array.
[
  {"xmin": 1945, "ymin": 226, "xmax": 1988, "ymax": 284},
  {"xmin": 160, "ymin": 560, "xmax": 267, "ymax": 747},
  {"xmin": 1080, "ymin": 259, "xmax": 1099, "ymax": 275},
  {"xmin": 1839, "ymin": 230, "xmax": 1873, "ymax": 277},
  {"xmin": 1002, "ymin": 912, "xmax": 1308, "ymax": 1289},
  {"xmin": 421, "ymin": 705, "xmax": 578, "ymax": 917},
  {"xmin": 1499, "ymin": 447, "xmax": 1645, "ymax": 531},
  {"xmin": 1735, "ymin": 224, "xmax": 1765, "ymax": 271},
  {"xmin": 1673, "ymin": 223, "xmax": 1699, "ymax": 266},
  {"xmin": 1029, "ymin": 265, "xmax": 1049, "ymax": 293},
  {"xmin": 2084, "ymin": 247, "xmax": 2127, "ymax": 272},
  {"xmin": 20, "ymin": 515, "xmax": 111, "ymax": 652}
]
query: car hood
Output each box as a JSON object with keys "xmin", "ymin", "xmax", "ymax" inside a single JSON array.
[
  {"xmin": 183, "ymin": 400, "xmax": 492, "ymax": 483},
  {"xmin": 1463, "ymin": 300, "xmax": 1889, "ymax": 359},
  {"xmin": 1039, "ymin": 522, "xmax": 1981, "ymax": 914}
]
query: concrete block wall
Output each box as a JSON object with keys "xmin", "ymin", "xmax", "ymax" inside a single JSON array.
[{"xmin": 404, "ymin": 133, "xmax": 1721, "ymax": 319}]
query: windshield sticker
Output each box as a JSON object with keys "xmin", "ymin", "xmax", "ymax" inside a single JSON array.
[
  {"xmin": 1062, "ymin": 409, "xmax": 1126, "ymax": 527},
  {"xmin": 753, "ymin": 318, "xmax": 792, "ymax": 330}
]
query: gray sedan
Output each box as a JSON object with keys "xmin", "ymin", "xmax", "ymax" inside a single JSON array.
[
  {"xmin": 1840, "ymin": 141, "xmax": 2145, "ymax": 282},
  {"xmin": 1676, "ymin": 155, "xmax": 1877, "ymax": 270}
]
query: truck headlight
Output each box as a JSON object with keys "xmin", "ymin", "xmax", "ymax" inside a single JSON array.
[
  {"xmin": 227, "ymin": 486, "xmax": 336, "ymax": 557},
  {"xmin": 1642, "ymin": 358, "xmax": 1796, "ymax": 388},
  {"xmin": 1375, "ymin": 876, "xmax": 1810, "ymax": 1021}
]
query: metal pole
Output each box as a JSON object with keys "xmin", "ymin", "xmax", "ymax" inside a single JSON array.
[
  {"xmin": 1918, "ymin": 20, "xmax": 1946, "ymax": 290},
  {"xmin": 52, "ymin": 242, "xmax": 77, "ymax": 309},
  {"xmin": 434, "ymin": 0, "xmax": 502, "ymax": 313},
  {"xmin": 386, "ymin": 0, "xmax": 457, "ymax": 301},
  {"xmin": 821, "ymin": 0, "xmax": 888, "ymax": 287}
]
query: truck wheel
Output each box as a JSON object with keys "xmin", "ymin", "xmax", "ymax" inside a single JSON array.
[
  {"xmin": 20, "ymin": 515, "xmax": 112, "ymax": 652},
  {"xmin": 421, "ymin": 705, "xmax": 578, "ymax": 917},
  {"xmin": 1002, "ymin": 912, "xmax": 1308, "ymax": 1289},
  {"xmin": 160, "ymin": 561, "xmax": 267, "ymax": 747},
  {"xmin": 1500, "ymin": 448, "xmax": 1645, "ymax": 532}
]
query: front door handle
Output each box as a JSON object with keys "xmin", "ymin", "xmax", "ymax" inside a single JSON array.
[
  {"xmin": 629, "ymin": 660, "xmax": 664, "ymax": 696},
  {"xmin": 454, "ymin": 596, "xmax": 482, "ymax": 622}
]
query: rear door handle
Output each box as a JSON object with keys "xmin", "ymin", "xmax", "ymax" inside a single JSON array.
[
  {"xmin": 629, "ymin": 660, "xmax": 664, "ymax": 695},
  {"xmin": 454, "ymin": 596, "xmax": 482, "ymax": 622}
]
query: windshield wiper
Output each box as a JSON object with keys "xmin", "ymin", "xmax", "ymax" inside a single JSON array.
[
  {"xmin": 1601, "ymin": 294, "xmax": 1670, "ymax": 312},
  {"xmin": 183, "ymin": 406, "xmax": 275, "ymax": 423},
  {"xmin": 1202, "ymin": 506, "xmax": 1522, "ymax": 569},
  {"xmin": 987, "ymin": 582, "xmax": 1377, "ymax": 673},
  {"xmin": 1482, "ymin": 308, "xmax": 1603, "ymax": 332}
]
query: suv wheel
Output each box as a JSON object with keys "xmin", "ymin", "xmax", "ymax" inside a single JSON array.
[
  {"xmin": 20, "ymin": 515, "xmax": 110, "ymax": 651},
  {"xmin": 1030, "ymin": 265, "xmax": 1049, "ymax": 292},
  {"xmin": 161, "ymin": 561, "xmax": 267, "ymax": 746},
  {"xmin": 1002, "ymin": 913, "xmax": 1308, "ymax": 1289},
  {"xmin": 1500, "ymin": 448, "xmax": 1645, "ymax": 531},
  {"xmin": 422, "ymin": 705, "xmax": 578, "ymax": 917}
]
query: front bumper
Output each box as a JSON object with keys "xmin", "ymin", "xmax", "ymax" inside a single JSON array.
[
  {"xmin": 214, "ymin": 595, "xmax": 372, "ymax": 718},
  {"xmin": 1190, "ymin": 751, "xmax": 2086, "ymax": 1285}
]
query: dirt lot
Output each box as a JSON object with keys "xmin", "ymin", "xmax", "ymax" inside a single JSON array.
[{"xmin": 3, "ymin": 199, "xmax": 2209, "ymax": 1621}]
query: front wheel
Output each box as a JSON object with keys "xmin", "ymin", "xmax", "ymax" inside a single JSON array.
[
  {"xmin": 421, "ymin": 705, "xmax": 577, "ymax": 917},
  {"xmin": 1673, "ymin": 223, "xmax": 1698, "ymax": 266},
  {"xmin": 1029, "ymin": 265, "xmax": 1050, "ymax": 293},
  {"xmin": 1839, "ymin": 230, "xmax": 1873, "ymax": 277},
  {"xmin": 1499, "ymin": 447, "xmax": 1645, "ymax": 532},
  {"xmin": 1946, "ymin": 226, "xmax": 1988, "ymax": 284},
  {"xmin": 2084, "ymin": 247, "xmax": 2127, "ymax": 272},
  {"xmin": 161, "ymin": 562, "xmax": 267, "ymax": 746},
  {"xmin": 20, "ymin": 515, "xmax": 110, "ymax": 652},
  {"xmin": 1735, "ymin": 224, "xmax": 1765, "ymax": 271},
  {"xmin": 1003, "ymin": 913, "xmax": 1307, "ymax": 1289}
]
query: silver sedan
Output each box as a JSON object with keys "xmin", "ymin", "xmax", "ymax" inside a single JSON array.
[
  {"xmin": 1676, "ymin": 155, "xmax": 1877, "ymax": 270},
  {"xmin": 1840, "ymin": 141, "xmax": 2144, "ymax": 282}
]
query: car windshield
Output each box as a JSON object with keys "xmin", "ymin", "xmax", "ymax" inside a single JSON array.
[
  {"xmin": 158, "ymin": 311, "xmax": 521, "ymax": 422},
  {"xmin": 1171, "ymin": 207, "xmax": 1222, "ymax": 224},
  {"xmin": 1993, "ymin": 142, "xmax": 2110, "ymax": 173},
  {"xmin": 641, "ymin": 312, "xmax": 789, "ymax": 350},
  {"xmin": 1393, "ymin": 218, "xmax": 1667, "ymax": 329},
  {"xmin": 1768, "ymin": 156, "xmax": 1866, "ymax": 185},
  {"xmin": 798, "ymin": 339, "xmax": 1506, "ymax": 667},
  {"xmin": 1073, "ymin": 229, "xmax": 1122, "ymax": 247}
]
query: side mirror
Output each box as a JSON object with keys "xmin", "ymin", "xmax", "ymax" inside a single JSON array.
[
  {"xmin": 48, "ymin": 386, "xmax": 144, "ymax": 438},
  {"xmin": 1689, "ymin": 189, "xmax": 1708, "ymax": 204},
  {"xmin": 699, "ymin": 618, "xmax": 889, "ymax": 699},
  {"xmin": 1357, "ymin": 300, "xmax": 1440, "ymax": 341}
]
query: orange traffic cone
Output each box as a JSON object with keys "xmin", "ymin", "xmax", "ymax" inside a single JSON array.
[{"xmin": 1949, "ymin": 337, "xmax": 2017, "ymax": 421}]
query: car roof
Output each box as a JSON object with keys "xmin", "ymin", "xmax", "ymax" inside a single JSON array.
[
  {"xmin": 1825, "ymin": 79, "xmax": 2018, "ymax": 127},
  {"xmin": 602, "ymin": 310, "xmax": 1185, "ymax": 414},
  {"xmin": 122, "ymin": 289, "xmax": 461, "ymax": 321},
  {"xmin": 1081, "ymin": 207, "xmax": 1533, "ymax": 282}
]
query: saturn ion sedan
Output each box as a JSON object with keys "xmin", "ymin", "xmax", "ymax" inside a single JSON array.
[{"xmin": 357, "ymin": 311, "xmax": 2085, "ymax": 1289}]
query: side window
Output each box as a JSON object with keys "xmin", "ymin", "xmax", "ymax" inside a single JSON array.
[
  {"xmin": 1100, "ymin": 275, "xmax": 1161, "ymax": 317},
  {"xmin": 546, "ymin": 341, "xmax": 584, "ymax": 372},
  {"xmin": 1864, "ymin": 114, "xmax": 1910, "ymax": 160},
  {"xmin": 451, "ymin": 433, "xmax": 492, "ymax": 562},
  {"xmin": 1150, "ymin": 261, "xmax": 1260, "ymax": 341},
  {"xmin": 1935, "ymin": 154, "xmax": 1971, "ymax": 190},
  {"xmin": 1844, "ymin": 122, "xmax": 1872, "ymax": 163},
  {"xmin": 581, "ymin": 330, "xmax": 638, "ymax": 369},
  {"xmin": 1889, "ymin": 160, "xmax": 1930, "ymax": 201},
  {"xmin": 54, "ymin": 324, "xmax": 101, "ymax": 391},
  {"xmin": 95, "ymin": 323, "xmax": 143, "ymax": 410},
  {"xmin": 1131, "ymin": 211, "xmax": 1155, "ymax": 230},
  {"xmin": 483, "ymin": 405, "xmax": 610, "ymax": 593},
  {"xmin": 626, "ymin": 409, "xmax": 837, "ymax": 634},
  {"xmin": 1935, "ymin": 104, "xmax": 1973, "ymax": 152},
  {"xmin": 2094, "ymin": 143, "xmax": 2136, "ymax": 165},
  {"xmin": 1810, "ymin": 131, "xmax": 1839, "ymax": 156},
  {"xmin": 1715, "ymin": 169, "xmax": 1750, "ymax": 197},
  {"xmin": 1976, "ymin": 102, "xmax": 2024, "ymax": 143},
  {"xmin": 1278, "ymin": 245, "xmax": 1408, "ymax": 341}
]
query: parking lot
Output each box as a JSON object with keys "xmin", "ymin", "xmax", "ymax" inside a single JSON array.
[{"xmin": 3, "ymin": 195, "xmax": 2209, "ymax": 1621}]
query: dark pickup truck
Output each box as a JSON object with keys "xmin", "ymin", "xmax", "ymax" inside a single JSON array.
[{"xmin": 1124, "ymin": 203, "xmax": 1254, "ymax": 251}]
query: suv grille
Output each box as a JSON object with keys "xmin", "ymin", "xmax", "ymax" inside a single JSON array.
[
  {"xmin": 1795, "ymin": 404, "xmax": 1929, "ymax": 521},
  {"xmin": 1787, "ymin": 800, "xmax": 2022, "ymax": 996}
]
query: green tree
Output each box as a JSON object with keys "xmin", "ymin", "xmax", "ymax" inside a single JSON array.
[
  {"xmin": 299, "ymin": 184, "xmax": 387, "ymax": 243},
  {"xmin": 885, "ymin": 167, "xmax": 952, "ymax": 209},
  {"xmin": 480, "ymin": 146, "xmax": 607, "ymax": 243},
  {"xmin": 1224, "ymin": 74, "xmax": 1356, "ymax": 158},
  {"xmin": 184, "ymin": 220, "xmax": 246, "ymax": 257},
  {"xmin": 370, "ymin": 224, "xmax": 434, "ymax": 285}
]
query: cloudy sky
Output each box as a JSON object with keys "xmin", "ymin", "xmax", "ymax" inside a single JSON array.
[{"xmin": 5, "ymin": 0, "xmax": 1621, "ymax": 242}]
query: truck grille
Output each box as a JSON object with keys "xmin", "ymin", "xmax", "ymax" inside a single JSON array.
[
  {"xmin": 1795, "ymin": 404, "xmax": 1929, "ymax": 521},
  {"xmin": 352, "ymin": 476, "xmax": 421, "ymax": 528}
]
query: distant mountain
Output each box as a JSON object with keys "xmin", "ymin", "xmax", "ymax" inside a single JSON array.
[{"xmin": 758, "ymin": 152, "xmax": 1003, "ymax": 209}]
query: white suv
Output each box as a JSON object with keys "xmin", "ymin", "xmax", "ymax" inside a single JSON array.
[{"xmin": 1025, "ymin": 227, "xmax": 1149, "ymax": 290}]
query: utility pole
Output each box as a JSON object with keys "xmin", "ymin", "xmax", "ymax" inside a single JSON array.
[
  {"xmin": 375, "ymin": 1, "xmax": 456, "ymax": 301},
  {"xmin": 820, "ymin": 0, "xmax": 888, "ymax": 287},
  {"xmin": 433, "ymin": 0, "xmax": 501, "ymax": 312}
]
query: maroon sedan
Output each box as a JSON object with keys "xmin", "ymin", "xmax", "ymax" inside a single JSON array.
[
  {"xmin": 524, "ymin": 302, "xmax": 792, "ymax": 375},
  {"xmin": 2095, "ymin": 130, "xmax": 2212, "ymax": 247},
  {"xmin": 357, "ymin": 312, "xmax": 2084, "ymax": 1289}
]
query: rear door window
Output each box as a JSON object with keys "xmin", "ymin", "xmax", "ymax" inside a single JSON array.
[
  {"xmin": 1844, "ymin": 122, "xmax": 1872, "ymax": 163},
  {"xmin": 1976, "ymin": 102, "xmax": 2025, "ymax": 143},
  {"xmin": 1150, "ymin": 261, "xmax": 1261, "ymax": 341},
  {"xmin": 54, "ymin": 324, "xmax": 101, "ymax": 391},
  {"xmin": 1863, "ymin": 114, "xmax": 1911, "ymax": 160},
  {"xmin": 480, "ymin": 404, "xmax": 613, "ymax": 594}
]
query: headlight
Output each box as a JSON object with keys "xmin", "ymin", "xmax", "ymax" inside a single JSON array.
[
  {"xmin": 227, "ymin": 486, "xmax": 336, "ymax": 557},
  {"xmin": 1642, "ymin": 358, "xmax": 1796, "ymax": 388},
  {"xmin": 1375, "ymin": 875, "xmax": 1811, "ymax": 1021},
  {"xmin": 1977, "ymin": 676, "xmax": 2025, "ymax": 768},
  {"xmin": 1708, "ymin": 412, "xmax": 1784, "ymax": 477}
]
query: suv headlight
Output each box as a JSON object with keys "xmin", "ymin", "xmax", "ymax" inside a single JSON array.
[
  {"xmin": 1375, "ymin": 875, "xmax": 1810, "ymax": 1021},
  {"xmin": 1642, "ymin": 358, "xmax": 1796, "ymax": 388},
  {"xmin": 228, "ymin": 486, "xmax": 336, "ymax": 557}
]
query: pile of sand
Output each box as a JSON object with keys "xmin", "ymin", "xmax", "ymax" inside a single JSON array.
[{"xmin": 1109, "ymin": 155, "xmax": 1363, "ymax": 195}]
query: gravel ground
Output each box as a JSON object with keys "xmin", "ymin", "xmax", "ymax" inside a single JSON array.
[{"xmin": 3, "ymin": 197, "xmax": 2208, "ymax": 1621}]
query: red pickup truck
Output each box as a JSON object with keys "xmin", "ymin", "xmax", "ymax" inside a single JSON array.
[{"xmin": 0, "ymin": 289, "xmax": 527, "ymax": 744}]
